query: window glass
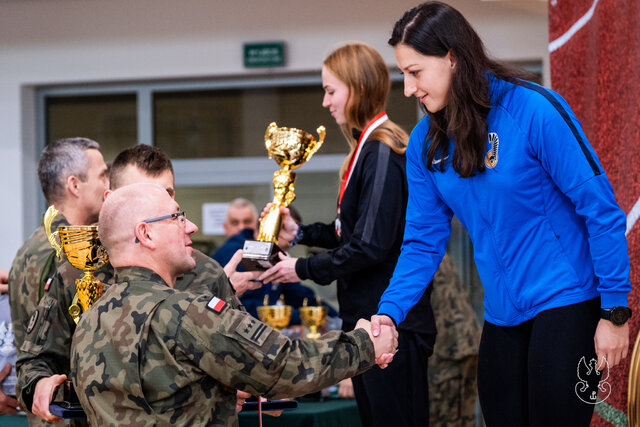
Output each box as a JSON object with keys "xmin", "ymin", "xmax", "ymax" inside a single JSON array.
[
  {"xmin": 153, "ymin": 81, "xmax": 417, "ymax": 159},
  {"xmin": 46, "ymin": 94, "xmax": 137, "ymax": 162}
]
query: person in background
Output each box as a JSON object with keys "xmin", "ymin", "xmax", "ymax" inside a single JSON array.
[
  {"xmin": 259, "ymin": 42, "xmax": 436, "ymax": 426},
  {"xmin": 428, "ymin": 255, "xmax": 480, "ymax": 427},
  {"xmin": 211, "ymin": 198, "xmax": 259, "ymax": 272},
  {"xmin": 223, "ymin": 198, "xmax": 259, "ymax": 239},
  {"xmin": 0, "ymin": 268, "xmax": 20, "ymax": 415},
  {"xmin": 211, "ymin": 198, "xmax": 258, "ymax": 265},
  {"xmin": 213, "ymin": 201, "xmax": 335, "ymax": 325},
  {"xmin": 372, "ymin": 3, "xmax": 631, "ymax": 426}
]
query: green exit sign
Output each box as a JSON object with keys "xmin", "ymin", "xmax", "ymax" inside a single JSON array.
[{"xmin": 244, "ymin": 42, "xmax": 286, "ymax": 68}]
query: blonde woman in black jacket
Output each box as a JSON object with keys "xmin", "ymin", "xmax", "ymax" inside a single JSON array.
[{"xmin": 259, "ymin": 42, "xmax": 436, "ymax": 427}]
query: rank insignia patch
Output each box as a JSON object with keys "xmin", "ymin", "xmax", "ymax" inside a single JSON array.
[
  {"xmin": 206, "ymin": 296, "xmax": 227, "ymax": 314},
  {"xmin": 26, "ymin": 310, "xmax": 39, "ymax": 334},
  {"xmin": 485, "ymin": 132, "xmax": 499, "ymax": 168},
  {"xmin": 236, "ymin": 315, "xmax": 269, "ymax": 347}
]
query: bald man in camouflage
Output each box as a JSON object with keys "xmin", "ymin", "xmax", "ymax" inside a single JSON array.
[{"xmin": 71, "ymin": 183, "xmax": 397, "ymax": 426}]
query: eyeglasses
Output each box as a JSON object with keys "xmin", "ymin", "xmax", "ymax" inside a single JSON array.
[
  {"xmin": 135, "ymin": 211, "xmax": 186, "ymax": 243},
  {"xmin": 143, "ymin": 211, "xmax": 186, "ymax": 224}
]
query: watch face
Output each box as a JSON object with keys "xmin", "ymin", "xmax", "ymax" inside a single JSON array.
[{"xmin": 611, "ymin": 307, "xmax": 630, "ymax": 325}]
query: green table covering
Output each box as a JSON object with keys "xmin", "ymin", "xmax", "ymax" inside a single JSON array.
[
  {"xmin": 239, "ymin": 399, "xmax": 361, "ymax": 427},
  {"xmin": 0, "ymin": 414, "xmax": 28, "ymax": 427}
]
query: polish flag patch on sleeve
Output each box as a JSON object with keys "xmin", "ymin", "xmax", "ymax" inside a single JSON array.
[{"xmin": 206, "ymin": 296, "xmax": 227, "ymax": 313}]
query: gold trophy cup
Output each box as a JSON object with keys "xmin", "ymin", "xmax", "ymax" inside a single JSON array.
[
  {"xmin": 44, "ymin": 206, "xmax": 108, "ymax": 324},
  {"xmin": 299, "ymin": 298, "xmax": 328, "ymax": 340},
  {"xmin": 241, "ymin": 122, "xmax": 325, "ymax": 270},
  {"xmin": 256, "ymin": 295, "xmax": 293, "ymax": 331}
]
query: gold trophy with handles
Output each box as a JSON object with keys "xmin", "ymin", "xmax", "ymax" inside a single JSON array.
[
  {"xmin": 256, "ymin": 295, "xmax": 292, "ymax": 331},
  {"xmin": 299, "ymin": 297, "xmax": 328, "ymax": 340},
  {"xmin": 44, "ymin": 206, "xmax": 108, "ymax": 324},
  {"xmin": 241, "ymin": 122, "xmax": 325, "ymax": 270}
]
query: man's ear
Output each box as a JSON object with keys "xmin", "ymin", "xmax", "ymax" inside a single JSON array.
[
  {"xmin": 223, "ymin": 221, "xmax": 232, "ymax": 236},
  {"xmin": 104, "ymin": 189, "xmax": 113, "ymax": 199},
  {"xmin": 66, "ymin": 175, "xmax": 81, "ymax": 198},
  {"xmin": 134, "ymin": 222, "xmax": 155, "ymax": 249}
]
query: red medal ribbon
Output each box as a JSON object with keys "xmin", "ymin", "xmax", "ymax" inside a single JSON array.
[
  {"xmin": 337, "ymin": 111, "xmax": 389, "ymax": 214},
  {"xmin": 335, "ymin": 111, "xmax": 388, "ymax": 236}
]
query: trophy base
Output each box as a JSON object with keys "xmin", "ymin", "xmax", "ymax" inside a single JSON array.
[
  {"xmin": 241, "ymin": 240, "xmax": 284, "ymax": 271},
  {"xmin": 50, "ymin": 402, "xmax": 86, "ymax": 419},
  {"xmin": 50, "ymin": 379, "xmax": 86, "ymax": 419}
]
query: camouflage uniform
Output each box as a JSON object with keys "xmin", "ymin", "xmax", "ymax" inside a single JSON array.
[
  {"xmin": 9, "ymin": 214, "xmax": 72, "ymax": 426},
  {"xmin": 428, "ymin": 254, "xmax": 481, "ymax": 427},
  {"xmin": 16, "ymin": 244, "xmax": 238, "ymax": 425},
  {"xmin": 9, "ymin": 215, "xmax": 70, "ymax": 359},
  {"xmin": 71, "ymin": 266, "xmax": 374, "ymax": 427}
]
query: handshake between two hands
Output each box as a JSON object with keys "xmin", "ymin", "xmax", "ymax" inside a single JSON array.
[{"xmin": 355, "ymin": 315, "xmax": 398, "ymax": 369}]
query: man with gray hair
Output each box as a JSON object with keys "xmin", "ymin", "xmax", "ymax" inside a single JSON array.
[
  {"xmin": 212, "ymin": 197, "xmax": 258, "ymax": 271},
  {"xmin": 223, "ymin": 198, "xmax": 259, "ymax": 238},
  {"xmin": 8, "ymin": 137, "xmax": 108, "ymax": 425}
]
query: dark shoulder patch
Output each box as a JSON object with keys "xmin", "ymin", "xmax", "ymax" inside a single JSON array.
[
  {"xmin": 235, "ymin": 315, "xmax": 270, "ymax": 347},
  {"xmin": 26, "ymin": 310, "xmax": 39, "ymax": 334}
]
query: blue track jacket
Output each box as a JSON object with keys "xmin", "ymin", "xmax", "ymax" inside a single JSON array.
[{"xmin": 378, "ymin": 76, "xmax": 631, "ymax": 327}]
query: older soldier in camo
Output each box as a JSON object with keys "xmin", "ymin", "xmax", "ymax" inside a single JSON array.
[
  {"xmin": 9, "ymin": 137, "xmax": 109, "ymax": 426},
  {"xmin": 17, "ymin": 145, "xmax": 260, "ymax": 424},
  {"xmin": 71, "ymin": 183, "xmax": 397, "ymax": 426}
]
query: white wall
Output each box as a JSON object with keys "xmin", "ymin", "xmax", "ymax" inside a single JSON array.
[{"xmin": 0, "ymin": 0, "xmax": 548, "ymax": 267}]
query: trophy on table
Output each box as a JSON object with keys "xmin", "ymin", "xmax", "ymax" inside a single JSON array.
[
  {"xmin": 299, "ymin": 297, "xmax": 328, "ymax": 340},
  {"xmin": 256, "ymin": 295, "xmax": 292, "ymax": 331},
  {"xmin": 44, "ymin": 205, "xmax": 109, "ymax": 324},
  {"xmin": 241, "ymin": 122, "xmax": 325, "ymax": 271}
]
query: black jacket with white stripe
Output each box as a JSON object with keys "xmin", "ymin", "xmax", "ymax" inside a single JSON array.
[{"xmin": 295, "ymin": 135, "xmax": 435, "ymax": 334}]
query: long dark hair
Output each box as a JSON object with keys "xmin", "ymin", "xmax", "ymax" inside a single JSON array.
[{"xmin": 389, "ymin": 1, "xmax": 530, "ymax": 177}]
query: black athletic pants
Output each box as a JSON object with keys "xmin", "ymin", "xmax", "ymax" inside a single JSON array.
[
  {"xmin": 478, "ymin": 298, "xmax": 602, "ymax": 427},
  {"xmin": 348, "ymin": 325, "xmax": 434, "ymax": 427}
]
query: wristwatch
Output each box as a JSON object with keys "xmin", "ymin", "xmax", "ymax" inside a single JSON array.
[{"xmin": 601, "ymin": 307, "xmax": 632, "ymax": 326}]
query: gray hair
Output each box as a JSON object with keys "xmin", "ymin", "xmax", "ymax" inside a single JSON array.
[
  {"xmin": 228, "ymin": 198, "xmax": 257, "ymax": 218},
  {"xmin": 37, "ymin": 137, "xmax": 100, "ymax": 205}
]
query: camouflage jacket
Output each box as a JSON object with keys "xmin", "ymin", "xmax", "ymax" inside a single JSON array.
[
  {"xmin": 71, "ymin": 266, "xmax": 374, "ymax": 427},
  {"xmin": 430, "ymin": 254, "xmax": 481, "ymax": 363},
  {"xmin": 9, "ymin": 214, "xmax": 70, "ymax": 357},
  {"xmin": 16, "ymin": 247, "xmax": 240, "ymax": 417},
  {"xmin": 9, "ymin": 214, "xmax": 79, "ymax": 426}
]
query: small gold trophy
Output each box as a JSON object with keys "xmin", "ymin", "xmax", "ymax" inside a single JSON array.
[
  {"xmin": 299, "ymin": 297, "xmax": 328, "ymax": 340},
  {"xmin": 44, "ymin": 206, "xmax": 109, "ymax": 324},
  {"xmin": 256, "ymin": 295, "xmax": 293, "ymax": 331},
  {"xmin": 241, "ymin": 122, "xmax": 325, "ymax": 270}
]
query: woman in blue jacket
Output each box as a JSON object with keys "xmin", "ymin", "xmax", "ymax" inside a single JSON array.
[{"xmin": 372, "ymin": 2, "xmax": 631, "ymax": 426}]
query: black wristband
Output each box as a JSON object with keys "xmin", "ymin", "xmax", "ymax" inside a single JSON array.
[{"xmin": 289, "ymin": 226, "xmax": 304, "ymax": 247}]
